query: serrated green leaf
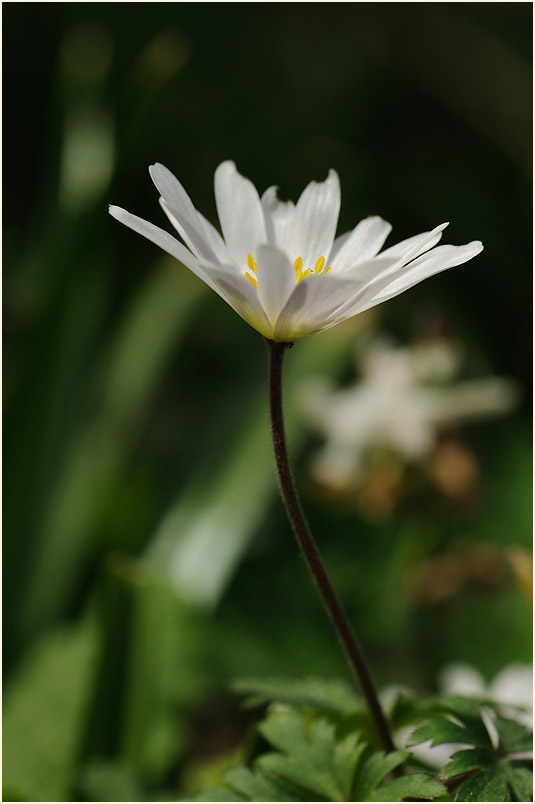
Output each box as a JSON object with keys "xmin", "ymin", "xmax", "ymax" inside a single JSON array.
[
  {"xmin": 355, "ymin": 750, "xmax": 410, "ymax": 800},
  {"xmin": 456, "ymin": 766, "xmax": 508, "ymax": 802},
  {"xmin": 409, "ymin": 698, "xmax": 497, "ymax": 751},
  {"xmin": 334, "ymin": 732, "xmax": 368, "ymax": 798},
  {"xmin": 440, "ymin": 747, "xmax": 495, "ymax": 780},
  {"xmin": 233, "ymin": 677, "xmax": 364, "ymax": 718},
  {"xmin": 505, "ymin": 765, "xmax": 533, "ymax": 802},
  {"xmin": 439, "ymin": 700, "xmax": 494, "ymax": 748},
  {"xmin": 409, "ymin": 717, "xmax": 474, "ymax": 748},
  {"xmin": 372, "ymin": 773, "xmax": 447, "ymax": 802},
  {"xmin": 258, "ymin": 706, "xmax": 313, "ymax": 756},
  {"xmin": 258, "ymin": 714, "xmax": 346, "ymax": 800},
  {"xmin": 223, "ymin": 766, "xmax": 303, "ymax": 802},
  {"xmin": 255, "ymin": 705, "xmax": 371, "ymax": 800}
]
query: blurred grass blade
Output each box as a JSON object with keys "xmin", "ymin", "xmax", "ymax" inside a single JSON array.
[{"xmin": 18, "ymin": 263, "xmax": 207, "ymax": 638}]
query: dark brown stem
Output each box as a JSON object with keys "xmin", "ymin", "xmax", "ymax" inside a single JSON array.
[{"xmin": 267, "ymin": 338, "xmax": 396, "ymax": 755}]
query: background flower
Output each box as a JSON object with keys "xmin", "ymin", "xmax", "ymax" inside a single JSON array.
[{"xmin": 300, "ymin": 335, "xmax": 518, "ymax": 519}]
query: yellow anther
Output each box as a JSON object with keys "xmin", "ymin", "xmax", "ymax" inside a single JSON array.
[
  {"xmin": 314, "ymin": 256, "xmax": 326, "ymax": 273},
  {"xmin": 244, "ymin": 272, "xmax": 257, "ymax": 290},
  {"xmin": 293, "ymin": 255, "xmax": 332, "ymax": 285},
  {"xmin": 247, "ymin": 253, "xmax": 257, "ymax": 273}
]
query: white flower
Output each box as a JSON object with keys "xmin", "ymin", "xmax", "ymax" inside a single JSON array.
[
  {"xmin": 301, "ymin": 338, "xmax": 517, "ymax": 489},
  {"xmin": 109, "ymin": 161, "xmax": 483, "ymax": 342}
]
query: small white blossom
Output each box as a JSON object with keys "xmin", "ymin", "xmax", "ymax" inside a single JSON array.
[
  {"xmin": 301, "ymin": 338, "xmax": 517, "ymax": 490},
  {"xmin": 109, "ymin": 162, "xmax": 483, "ymax": 342}
]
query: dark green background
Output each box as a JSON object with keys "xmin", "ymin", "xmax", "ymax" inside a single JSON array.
[{"xmin": 3, "ymin": 3, "xmax": 532, "ymax": 801}]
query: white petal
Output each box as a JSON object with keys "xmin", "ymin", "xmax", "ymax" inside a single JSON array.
[
  {"xmin": 272, "ymin": 272, "xmax": 361, "ymax": 341},
  {"xmin": 160, "ymin": 197, "xmax": 231, "ymax": 265},
  {"xmin": 379, "ymin": 222, "xmax": 449, "ymax": 262},
  {"xmin": 255, "ymin": 244, "xmax": 297, "ymax": 324},
  {"xmin": 109, "ymin": 205, "xmax": 273, "ymax": 338},
  {"xmin": 214, "ymin": 161, "xmax": 267, "ymax": 268},
  {"xmin": 261, "ymin": 186, "xmax": 296, "ymax": 254},
  {"xmin": 109, "ymin": 205, "xmax": 203, "ymax": 275},
  {"xmin": 370, "ymin": 241, "xmax": 484, "ymax": 304},
  {"xmin": 326, "ymin": 241, "xmax": 484, "ymax": 326},
  {"xmin": 149, "ymin": 163, "xmax": 221, "ymax": 263},
  {"xmin": 332, "ymin": 222, "xmax": 450, "ymax": 296},
  {"xmin": 330, "ymin": 216, "xmax": 392, "ymax": 272},
  {"xmin": 287, "ymin": 170, "xmax": 341, "ymax": 268}
]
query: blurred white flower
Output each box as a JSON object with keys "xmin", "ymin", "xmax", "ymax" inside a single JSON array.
[
  {"xmin": 110, "ymin": 162, "xmax": 482, "ymax": 341},
  {"xmin": 440, "ymin": 662, "xmax": 533, "ymax": 728},
  {"xmin": 301, "ymin": 338, "xmax": 518, "ymax": 492}
]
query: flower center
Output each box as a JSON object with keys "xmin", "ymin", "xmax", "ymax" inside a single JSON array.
[
  {"xmin": 293, "ymin": 255, "xmax": 332, "ymax": 284},
  {"xmin": 243, "ymin": 254, "xmax": 332, "ymax": 290}
]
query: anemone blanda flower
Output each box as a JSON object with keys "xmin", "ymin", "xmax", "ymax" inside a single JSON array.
[{"xmin": 109, "ymin": 162, "xmax": 483, "ymax": 342}]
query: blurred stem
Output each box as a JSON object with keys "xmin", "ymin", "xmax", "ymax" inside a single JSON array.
[{"xmin": 266, "ymin": 338, "xmax": 396, "ymax": 755}]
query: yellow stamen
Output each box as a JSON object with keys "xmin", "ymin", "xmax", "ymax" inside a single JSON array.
[
  {"xmin": 244, "ymin": 272, "xmax": 257, "ymax": 290},
  {"xmin": 294, "ymin": 257, "xmax": 303, "ymax": 271},
  {"xmin": 314, "ymin": 256, "xmax": 326, "ymax": 273},
  {"xmin": 303, "ymin": 269, "xmax": 311, "ymax": 279},
  {"xmin": 247, "ymin": 253, "xmax": 257, "ymax": 273}
]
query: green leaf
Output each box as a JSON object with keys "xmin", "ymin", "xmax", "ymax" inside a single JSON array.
[
  {"xmin": 456, "ymin": 766, "xmax": 508, "ymax": 802},
  {"xmin": 223, "ymin": 766, "xmax": 303, "ymax": 801},
  {"xmin": 493, "ymin": 712, "xmax": 533, "ymax": 753},
  {"xmin": 409, "ymin": 717, "xmax": 476, "ymax": 748},
  {"xmin": 194, "ymin": 702, "xmax": 451, "ymax": 802},
  {"xmin": 258, "ymin": 706, "xmax": 360, "ymax": 800},
  {"xmin": 355, "ymin": 750, "xmax": 410, "ymax": 800},
  {"xmin": 409, "ymin": 697, "xmax": 496, "ymax": 750},
  {"xmin": 505, "ymin": 765, "xmax": 533, "ymax": 802},
  {"xmin": 441, "ymin": 747, "xmax": 495, "ymax": 780},
  {"xmin": 233, "ymin": 676, "xmax": 364, "ymax": 718},
  {"xmin": 372, "ymin": 774, "xmax": 447, "ymax": 802}
]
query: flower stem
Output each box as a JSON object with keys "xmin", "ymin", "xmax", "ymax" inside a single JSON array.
[{"xmin": 266, "ymin": 338, "xmax": 396, "ymax": 755}]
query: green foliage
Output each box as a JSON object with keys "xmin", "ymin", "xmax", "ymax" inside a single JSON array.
[
  {"xmin": 410, "ymin": 697, "xmax": 533, "ymax": 802},
  {"xmin": 196, "ymin": 699, "xmax": 446, "ymax": 802},
  {"xmin": 193, "ymin": 684, "xmax": 532, "ymax": 802},
  {"xmin": 233, "ymin": 676, "xmax": 364, "ymax": 717},
  {"xmin": 3, "ymin": 617, "xmax": 99, "ymax": 802}
]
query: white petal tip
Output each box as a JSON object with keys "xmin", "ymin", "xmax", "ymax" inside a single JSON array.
[
  {"xmin": 108, "ymin": 204, "xmax": 123, "ymax": 218},
  {"xmin": 470, "ymin": 240, "xmax": 484, "ymax": 253},
  {"xmin": 149, "ymin": 163, "xmax": 168, "ymax": 178},
  {"xmin": 216, "ymin": 159, "xmax": 237, "ymax": 172}
]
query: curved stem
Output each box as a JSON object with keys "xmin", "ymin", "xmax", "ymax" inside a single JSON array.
[{"xmin": 267, "ymin": 338, "xmax": 395, "ymax": 755}]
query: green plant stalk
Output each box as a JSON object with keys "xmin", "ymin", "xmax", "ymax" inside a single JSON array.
[{"xmin": 267, "ymin": 338, "xmax": 395, "ymax": 755}]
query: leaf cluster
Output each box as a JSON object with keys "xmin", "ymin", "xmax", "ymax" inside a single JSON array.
[
  {"xmin": 195, "ymin": 679, "xmax": 532, "ymax": 802},
  {"xmin": 409, "ymin": 695, "xmax": 533, "ymax": 802}
]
